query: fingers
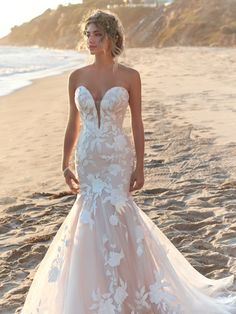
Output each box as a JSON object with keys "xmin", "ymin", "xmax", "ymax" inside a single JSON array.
[
  {"xmin": 134, "ymin": 181, "xmax": 144, "ymax": 190},
  {"xmin": 130, "ymin": 181, "xmax": 144, "ymax": 191},
  {"xmin": 129, "ymin": 175, "xmax": 144, "ymax": 192},
  {"xmin": 64, "ymin": 171, "xmax": 80, "ymax": 194},
  {"xmin": 72, "ymin": 175, "xmax": 79, "ymax": 185},
  {"xmin": 69, "ymin": 182, "xmax": 80, "ymax": 194},
  {"xmin": 129, "ymin": 173, "xmax": 135, "ymax": 192}
]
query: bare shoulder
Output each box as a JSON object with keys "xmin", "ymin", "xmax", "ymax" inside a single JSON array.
[
  {"xmin": 119, "ymin": 63, "xmax": 140, "ymax": 76},
  {"xmin": 68, "ymin": 65, "xmax": 92, "ymax": 87},
  {"xmin": 118, "ymin": 63, "xmax": 141, "ymax": 88},
  {"xmin": 119, "ymin": 63, "xmax": 141, "ymax": 93}
]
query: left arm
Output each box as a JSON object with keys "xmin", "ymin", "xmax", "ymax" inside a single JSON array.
[{"xmin": 128, "ymin": 69, "xmax": 145, "ymax": 192}]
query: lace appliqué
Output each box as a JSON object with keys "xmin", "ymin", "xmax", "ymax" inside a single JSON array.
[{"xmin": 48, "ymin": 224, "xmax": 70, "ymax": 282}]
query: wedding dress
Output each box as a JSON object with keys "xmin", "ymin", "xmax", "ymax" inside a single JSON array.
[{"xmin": 20, "ymin": 85, "xmax": 236, "ymax": 314}]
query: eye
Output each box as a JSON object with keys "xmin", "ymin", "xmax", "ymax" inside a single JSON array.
[{"xmin": 84, "ymin": 32, "xmax": 102, "ymax": 38}]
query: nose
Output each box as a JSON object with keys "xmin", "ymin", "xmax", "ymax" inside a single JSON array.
[{"xmin": 88, "ymin": 34, "xmax": 95, "ymax": 44}]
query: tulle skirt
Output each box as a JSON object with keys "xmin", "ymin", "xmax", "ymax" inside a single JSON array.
[{"xmin": 20, "ymin": 192, "xmax": 236, "ymax": 314}]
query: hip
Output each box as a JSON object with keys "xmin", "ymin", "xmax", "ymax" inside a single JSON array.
[{"xmin": 75, "ymin": 128, "xmax": 135, "ymax": 165}]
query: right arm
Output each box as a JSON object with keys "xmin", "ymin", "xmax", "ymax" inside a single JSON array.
[
  {"xmin": 61, "ymin": 71, "xmax": 80, "ymax": 192},
  {"xmin": 62, "ymin": 71, "xmax": 80, "ymax": 171}
]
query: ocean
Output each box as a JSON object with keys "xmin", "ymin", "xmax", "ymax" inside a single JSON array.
[{"xmin": 0, "ymin": 45, "xmax": 87, "ymax": 96}]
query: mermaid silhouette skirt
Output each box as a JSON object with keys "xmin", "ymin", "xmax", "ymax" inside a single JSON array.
[{"xmin": 20, "ymin": 86, "xmax": 236, "ymax": 313}]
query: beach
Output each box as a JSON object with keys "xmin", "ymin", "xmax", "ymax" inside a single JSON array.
[{"xmin": 0, "ymin": 47, "xmax": 236, "ymax": 313}]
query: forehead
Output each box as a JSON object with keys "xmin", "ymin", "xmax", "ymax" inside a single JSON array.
[{"xmin": 86, "ymin": 23, "xmax": 101, "ymax": 32}]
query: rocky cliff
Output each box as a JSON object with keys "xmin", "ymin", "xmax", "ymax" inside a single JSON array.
[{"xmin": 0, "ymin": 0, "xmax": 235, "ymax": 49}]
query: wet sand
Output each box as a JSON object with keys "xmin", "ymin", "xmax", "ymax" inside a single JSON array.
[{"xmin": 0, "ymin": 47, "xmax": 236, "ymax": 313}]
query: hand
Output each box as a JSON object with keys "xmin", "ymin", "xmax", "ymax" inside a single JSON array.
[
  {"xmin": 64, "ymin": 168, "xmax": 80, "ymax": 194},
  {"xmin": 129, "ymin": 167, "xmax": 144, "ymax": 192}
]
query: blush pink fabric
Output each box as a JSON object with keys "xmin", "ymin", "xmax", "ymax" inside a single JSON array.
[{"xmin": 21, "ymin": 85, "xmax": 236, "ymax": 314}]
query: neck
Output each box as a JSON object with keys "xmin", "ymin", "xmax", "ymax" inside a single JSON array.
[{"xmin": 93, "ymin": 54, "xmax": 116, "ymax": 69}]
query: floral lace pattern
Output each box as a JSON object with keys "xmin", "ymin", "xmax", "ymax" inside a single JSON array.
[
  {"xmin": 48, "ymin": 225, "xmax": 70, "ymax": 282},
  {"xmin": 20, "ymin": 86, "xmax": 236, "ymax": 314},
  {"xmin": 74, "ymin": 86, "xmax": 184, "ymax": 313}
]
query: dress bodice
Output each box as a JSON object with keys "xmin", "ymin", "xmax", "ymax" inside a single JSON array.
[
  {"xmin": 74, "ymin": 85, "xmax": 129, "ymax": 132},
  {"xmin": 73, "ymin": 84, "xmax": 135, "ymax": 201}
]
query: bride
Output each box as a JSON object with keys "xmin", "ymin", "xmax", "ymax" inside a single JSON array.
[{"xmin": 21, "ymin": 9, "xmax": 236, "ymax": 314}]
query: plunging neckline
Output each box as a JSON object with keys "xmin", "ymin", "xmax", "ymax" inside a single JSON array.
[{"xmin": 75, "ymin": 85, "xmax": 129, "ymax": 129}]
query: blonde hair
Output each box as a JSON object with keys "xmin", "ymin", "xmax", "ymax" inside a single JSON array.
[{"xmin": 80, "ymin": 9, "xmax": 125, "ymax": 59}]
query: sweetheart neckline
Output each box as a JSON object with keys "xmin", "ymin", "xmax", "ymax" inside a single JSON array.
[
  {"xmin": 75, "ymin": 85, "xmax": 129, "ymax": 104},
  {"xmin": 75, "ymin": 85, "xmax": 129, "ymax": 130}
]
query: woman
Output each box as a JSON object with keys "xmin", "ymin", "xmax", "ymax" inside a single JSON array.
[{"xmin": 21, "ymin": 9, "xmax": 236, "ymax": 314}]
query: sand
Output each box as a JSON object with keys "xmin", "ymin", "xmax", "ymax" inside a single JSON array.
[{"xmin": 0, "ymin": 47, "xmax": 236, "ymax": 313}]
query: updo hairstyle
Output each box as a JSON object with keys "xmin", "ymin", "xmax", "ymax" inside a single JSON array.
[{"xmin": 81, "ymin": 9, "xmax": 125, "ymax": 58}]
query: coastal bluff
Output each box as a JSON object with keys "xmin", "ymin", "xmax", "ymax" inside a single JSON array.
[{"xmin": 0, "ymin": 0, "xmax": 236, "ymax": 49}]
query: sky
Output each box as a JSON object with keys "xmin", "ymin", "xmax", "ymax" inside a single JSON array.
[{"xmin": 0, "ymin": 0, "xmax": 82, "ymax": 38}]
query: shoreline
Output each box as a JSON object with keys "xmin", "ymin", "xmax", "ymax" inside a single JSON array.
[{"xmin": 0, "ymin": 45, "xmax": 88, "ymax": 97}]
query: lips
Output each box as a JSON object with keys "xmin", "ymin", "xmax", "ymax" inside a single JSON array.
[{"xmin": 89, "ymin": 45, "xmax": 96, "ymax": 49}]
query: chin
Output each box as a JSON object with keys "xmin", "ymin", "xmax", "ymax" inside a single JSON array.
[{"xmin": 88, "ymin": 49, "xmax": 96, "ymax": 54}]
